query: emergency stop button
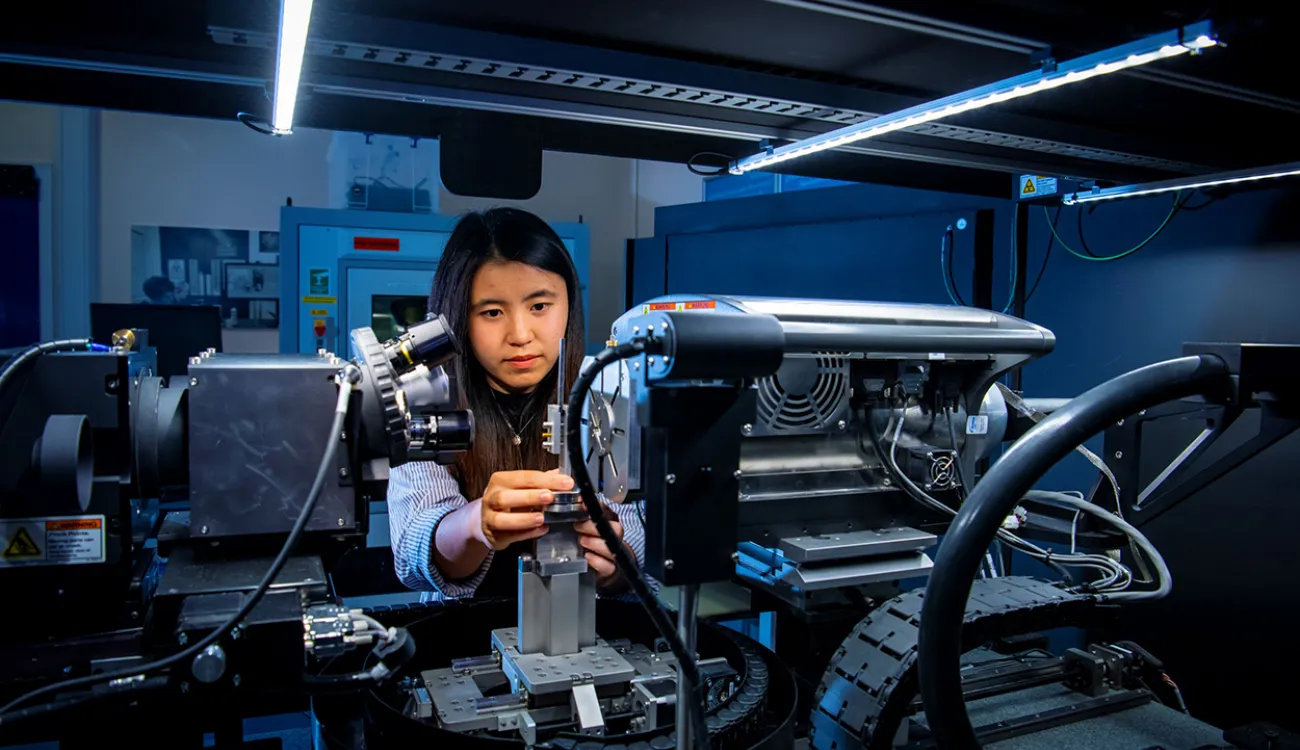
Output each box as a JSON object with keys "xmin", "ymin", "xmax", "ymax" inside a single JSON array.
[{"xmin": 313, "ymin": 319, "xmax": 326, "ymax": 337}]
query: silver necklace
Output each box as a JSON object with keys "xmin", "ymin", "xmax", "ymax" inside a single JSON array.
[{"xmin": 493, "ymin": 395, "xmax": 535, "ymax": 445}]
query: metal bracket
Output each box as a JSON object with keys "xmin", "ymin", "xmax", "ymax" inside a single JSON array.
[
  {"xmin": 1103, "ymin": 400, "xmax": 1300, "ymax": 527},
  {"xmin": 571, "ymin": 682, "xmax": 605, "ymax": 736}
]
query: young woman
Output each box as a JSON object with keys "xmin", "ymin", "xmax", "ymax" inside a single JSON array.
[{"xmin": 387, "ymin": 207, "xmax": 645, "ymax": 599}]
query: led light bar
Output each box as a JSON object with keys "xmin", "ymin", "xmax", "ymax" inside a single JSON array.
[
  {"xmin": 730, "ymin": 21, "xmax": 1217, "ymax": 174},
  {"xmin": 272, "ymin": 0, "xmax": 315, "ymax": 134},
  {"xmin": 1062, "ymin": 160, "xmax": 1300, "ymax": 204}
]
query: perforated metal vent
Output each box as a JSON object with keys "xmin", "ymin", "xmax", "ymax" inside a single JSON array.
[{"xmin": 754, "ymin": 354, "xmax": 850, "ymax": 435}]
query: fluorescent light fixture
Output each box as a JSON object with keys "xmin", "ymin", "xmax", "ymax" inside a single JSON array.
[
  {"xmin": 272, "ymin": 0, "xmax": 315, "ymax": 134},
  {"xmin": 1062, "ymin": 160, "xmax": 1300, "ymax": 204},
  {"xmin": 730, "ymin": 21, "xmax": 1217, "ymax": 174}
]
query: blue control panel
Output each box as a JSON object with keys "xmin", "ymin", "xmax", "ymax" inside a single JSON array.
[{"xmin": 280, "ymin": 207, "xmax": 589, "ymax": 357}]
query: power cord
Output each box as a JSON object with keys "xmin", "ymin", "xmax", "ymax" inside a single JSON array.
[
  {"xmin": 940, "ymin": 226, "xmax": 966, "ymax": 306},
  {"xmin": 0, "ymin": 365, "xmax": 362, "ymax": 726},
  {"xmin": 1046, "ymin": 191, "xmax": 1186, "ymax": 263},
  {"xmin": 565, "ymin": 341, "xmax": 710, "ymax": 750},
  {"xmin": 687, "ymin": 152, "xmax": 734, "ymax": 177},
  {"xmin": 1024, "ymin": 205, "xmax": 1062, "ymax": 304},
  {"xmin": 1, "ymin": 339, "xmax": 109, "ymax": 400}
]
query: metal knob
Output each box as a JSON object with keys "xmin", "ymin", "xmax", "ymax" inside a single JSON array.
[{"xmin": 192, "ymin": 644, "xmax": 228, "ymax": 684}]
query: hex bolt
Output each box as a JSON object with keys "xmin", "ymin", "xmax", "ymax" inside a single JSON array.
[
  {"xmin": 666, "ymin": 474, "xmax": 676, "ymax": 484},
  {"xmin": 664, "ymin": 559, "xmax": 674, "ymax": 570},
  {"xmin": 1114, "ymin": 451, "xmax": 1123, "ymax": 459},
  {"xmin": 741, "ymin": 424, "xmax": 753, "ymax": 436},
  {"xmin": 189, "ymin": 378, "xmax": 199, "ymax": 387},
  {"xmin": 339, "ymin": 468, "xmax": 349, "ymax": 478}
]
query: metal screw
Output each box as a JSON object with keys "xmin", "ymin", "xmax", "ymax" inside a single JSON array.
[
  {"xmin": 231, "ymin": 626, "xmax": 241, "ymax": 640},
  {"xmin": 200, "ymin": 525, "xmax": 209, "ymax": 535},
  {"xmin": 633, "ymin": 362, "xmax": 640, "ymax": 370},
  {"xmin": 181, "ymin": 682, "xmax": 190, "ymax": 694},
  {"xmin": 1114, "ymin": 451, "xmax": 1123, "ymax": 459},
  {"xmin": 189, "ymin": 377, "xmax": 198, "ymax": 386},
  {"xmin": 189, "ymin": 356, "xmax": 201, "ymax": 365},
  {"xmin": 339, "ymin": 468, "xmax": 349, "ymax": 478},
  {"xmin": 178, "ymin": 632, "xmax": 189, "ymax": 646},
  {"xmin": 664, "ymin": 559, "xmax": 674, "ymax": 570},
  {"xmin": 731, "ymin": 552, "xmax": 740, "ymax": 563},
  {"xmin": 232, "ymin": 674, "xmax": 241, "ymax": 687},
  {"xmin": 734, "ymin": 469, "xmax": 742, "ymax": 478},
  {"xmin": 741, "ymin": 423, "xmax": 753, "ymax": 436},
  {"xmin": 340, "ymin": 431, "xmax": 348, "ymax": 441},
  {"xmin": 1139, "ymin": 410, "xmax": 1147, "ymax": 416},
  {"xmin": 837, "ymin": 420, "xmax": 847, "ymax": 431},
  {"xmin": 633, "ymin": 326, "xmax": 640, "ymax": 334},
  {"xmin": 883, "ymin": 477, "xmax": 893, "ymax": 486},
  {"xmin": 666, "ymin": 474, "xmax": 676, "ymax": 484},
  {"xmin": 648, "ymin": 357, "xmax": 656, "ymax": 366},
  {"xmin": 337, "ymin": 518, "xmax": 345, "ymax": 527}
]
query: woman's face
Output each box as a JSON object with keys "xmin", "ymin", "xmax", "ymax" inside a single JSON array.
[{"xmin": 468, "ymin": 260, "xmax": 569, "ymax": 394}]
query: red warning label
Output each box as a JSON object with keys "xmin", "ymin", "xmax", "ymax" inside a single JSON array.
[{"xmin": 354, "ymin": 237, "xmax": 401, "ymax": 251}]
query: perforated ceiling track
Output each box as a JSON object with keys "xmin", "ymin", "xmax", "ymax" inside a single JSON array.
[{"xmin": 210, "ymin": 27, "xmax": 1200, "ymax": 174}]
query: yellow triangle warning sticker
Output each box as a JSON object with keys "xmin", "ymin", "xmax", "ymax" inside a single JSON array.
[
  {"xmin": 4, "ymin": 527, "xmax": 41, "ymax": 558},
  {"xmin": 1022, "ymin": 177, "xmax": 1037, "ymax": 194}
]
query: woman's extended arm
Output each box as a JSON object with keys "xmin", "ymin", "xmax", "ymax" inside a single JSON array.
[{"xmin": 387, "ymin": 462, "xmax": 492, "ymax": 596}]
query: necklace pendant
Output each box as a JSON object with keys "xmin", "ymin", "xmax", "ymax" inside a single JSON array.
[{"xmin": 512, "ymin": 435, "xmax": 522, "ymax": 445}]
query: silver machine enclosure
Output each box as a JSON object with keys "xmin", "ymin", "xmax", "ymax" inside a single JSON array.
[
  {"xmin": 581, "ymin": 295, "xmax": 1054, "ymax": 606},
  {"xmin": 584, "ymin": 295, "xmax": 1053, "ymax": 504}
]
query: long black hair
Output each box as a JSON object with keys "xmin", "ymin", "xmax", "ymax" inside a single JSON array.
[{"xmin": 428, "ymin": 207, "xmax": 585, "ymax": 499}]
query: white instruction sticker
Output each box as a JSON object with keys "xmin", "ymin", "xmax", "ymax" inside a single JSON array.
[
  {"xmin": 0, "ymin": 515, "xmax": 105, "ymax": 567},
  {"xmin": 966, "ymin": 415, "xmax": 990, "ymax": 436}
]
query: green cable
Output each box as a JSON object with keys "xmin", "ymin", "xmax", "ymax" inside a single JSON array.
[{"xmin": 1044, "ymin": 191, "xmax": 1183, "ymax": 262}]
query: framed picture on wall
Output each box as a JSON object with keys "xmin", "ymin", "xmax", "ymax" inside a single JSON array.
[{"xmin": 131, "ymin": 224, "xmax": 280, "ymax": 331}]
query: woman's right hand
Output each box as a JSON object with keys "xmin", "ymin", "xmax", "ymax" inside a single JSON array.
[{"xmin": 476, "ymin": 470, "xmax": 575, "ymax": 550}]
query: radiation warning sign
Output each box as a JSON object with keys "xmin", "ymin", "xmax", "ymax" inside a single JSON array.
[
  {"xmin": 1018, "ymin": 174, "xmax": 1059, "ymax": 200},
  {"xmin": 0, "ymin": 516, "xmax": 105, "ymax": 567}
]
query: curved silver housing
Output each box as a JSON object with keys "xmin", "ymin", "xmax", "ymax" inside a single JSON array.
[{"xmin": 584, "ymin": 295, "xmax": 1053, "ymax": 511}]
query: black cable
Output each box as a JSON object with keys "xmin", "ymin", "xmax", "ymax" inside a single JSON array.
[
  {"xmin": 237, "ymin": 112, "xmax": 279, "ymax": 137},
  {"xmin": 943, "ymin": 404, "xmax": 973, "ymax": 494},
  {"xmin": 943, "ymin": 228, "xmax": 968, "ymax": 306},
  {"xmin": 0, "ymin": 676, "xmax": 170, "ymax": 728},
  {"xmin": 1076, "ymin": 202, "xmax": 1101, "ymax": 258},
  {"xmin": 1178, "ymin": 191, "xmax": 1219, "ymax": 211},
  {"xmin": 0, "ymin": 339, "xmax": 104, "ymax": 401},
  {"xmin": 565, "ymin": 342, "xmax": 709, "ymax": 750},
  {"xmin": 686, "ymin": 152, "xmax": 734, "ymax": 177},
  {"xmin": 917, "ymin": 354, "xmax": 1231, "ymax": 750},
  {"xmin": 1023, "ymin": 206, "xmax": 1060, "ymax": 304},
  {"xmin": 0, "ymin": 366, "xmax": 362, "ymax": 724}
]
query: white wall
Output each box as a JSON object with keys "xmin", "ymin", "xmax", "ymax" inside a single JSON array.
[
  {"xmin": 99, "ymin": 111, "xmax": 334, "ymax": 352},
  {"xmin": 440, "ymin": 153, "xmax": 703, "ymax": 341},
  {"xmin": 0, "ymin": 101, "xmax": 59, "ymax": 165},
  {"xmin": 2, "ymin": 103, "xmax": 703, "ymax": 351}
]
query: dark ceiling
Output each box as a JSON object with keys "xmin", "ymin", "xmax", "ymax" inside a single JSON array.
[{"xmin": 2, "ymin": 0, "xmax": 1294, "ymax": 198}]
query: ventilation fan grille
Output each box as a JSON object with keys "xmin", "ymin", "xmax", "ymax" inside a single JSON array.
[{"xmin": 755, "ymin": 353, "xmax": 849, "ymax": 434}]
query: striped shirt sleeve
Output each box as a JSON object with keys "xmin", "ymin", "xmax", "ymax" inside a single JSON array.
[
  {"xmin": 386, "ymin": 461, "xmax": 492, "ymax": 597},
  {"xmin": 387, "ymin": 461, "xmax": 657, "ymax": 601}
]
